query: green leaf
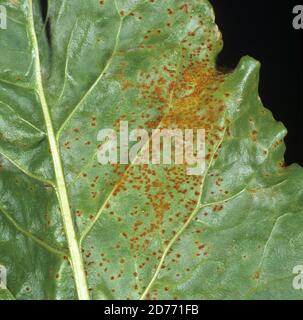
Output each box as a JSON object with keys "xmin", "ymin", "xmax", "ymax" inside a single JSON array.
[
  {"xmin": 0, "ymin": 289, "xmax": 15, "ymax": 300},
  {"xmin": 0, "ymin": 0, "xmax": 302, "ymax": 300}
]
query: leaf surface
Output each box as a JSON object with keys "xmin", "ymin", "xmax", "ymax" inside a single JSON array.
[{"xmin": 0, "ymin": 0, "xmax": 302, "ymax": 300}]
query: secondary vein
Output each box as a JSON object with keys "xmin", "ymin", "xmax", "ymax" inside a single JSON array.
[
  {"xmin": 140, "ymin": 128, "xmax": 227, "ymax": 300},
  {"xmin": 0, "ymin": 206, "xmax": 66, "ymax": 257},
  {"xmin": 56, "ymin": 13, "xmax": 124, "ymax": 141}
]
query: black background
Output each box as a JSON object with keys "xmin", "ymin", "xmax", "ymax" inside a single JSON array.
[
  {"xmin": 211, "ymin": 0, "xmax": 303, "ymax": 166},
  {"xmin": 41, "ymin": 0, "xmax": 303, "ymax": 165}
]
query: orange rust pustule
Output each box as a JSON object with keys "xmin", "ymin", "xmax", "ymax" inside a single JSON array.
[
  {"xmin": 102, "ymin": 60, "xmax": 228, "ymax": 256},
  {"xmin": 161, "ymin": 62, "xmax": 225, "ymax": 130}
]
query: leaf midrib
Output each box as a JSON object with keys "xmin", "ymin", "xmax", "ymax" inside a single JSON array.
[{"xmin": 27, "ymin": 0, "xmax": 89, "ymax": 300}]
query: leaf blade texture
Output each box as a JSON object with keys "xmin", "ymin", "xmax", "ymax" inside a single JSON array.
[{"xmin": 0, "ymin": 0, "xmax": 302, "ymax": 300}]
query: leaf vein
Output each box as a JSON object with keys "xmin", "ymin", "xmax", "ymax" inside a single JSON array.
[{"xmin": 0, "ymin": 205, "xmax": 67, "ymax": 257}]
